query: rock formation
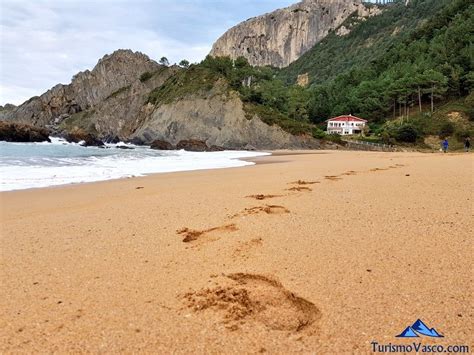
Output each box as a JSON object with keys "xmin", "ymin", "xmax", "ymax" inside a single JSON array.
[
  {"xmin": 3, "ymin": 50, "xmax": 319, "ymax": 150},
  {"xmin": 210, "ymin": 0, "xmax": 381, "ymax": 68},
  {"xmin": 130, "ymin": 81, "xmax": 318, "ymax": 150},
  {"xmin": 0, "ymin": 121, "xmax": 50, "ymax": 143},
  {"xmin": 3, "ymin": 50, "xmax": 163, "ymax": 128}
]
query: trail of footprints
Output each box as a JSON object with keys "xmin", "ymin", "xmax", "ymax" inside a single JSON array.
[
  {"xmin": 176, "ymin": 163, "xmax": 406, "ymax": 333},
  {"xmin": 176, "ymin": 164, "xmax": 406, "ymax": 244}
]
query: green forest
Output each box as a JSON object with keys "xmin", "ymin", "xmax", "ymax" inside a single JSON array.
[{"xmin": 150, "ymin": 0, "xmax": 473, "ymax": 147}]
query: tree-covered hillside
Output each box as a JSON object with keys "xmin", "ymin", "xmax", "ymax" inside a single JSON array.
[
  {"xmin": 152, "ymin": 0, "xmax": 472, "ymax": 146},
  {"xmin": 280, "ymin": 0, "xmax": 472, "ymax": 124}
]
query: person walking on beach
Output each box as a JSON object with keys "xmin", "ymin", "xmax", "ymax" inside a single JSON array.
[
  {"xmin": 464, "ymin": 137, "xmax": 471, "ymax": 152},
  {"xmin": 442, "ymin": 139, "xmax": 449, "ymax": 153}
]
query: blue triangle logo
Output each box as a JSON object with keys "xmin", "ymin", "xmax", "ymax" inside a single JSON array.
[
  {"xmin": 396, "ymin": 320, "xmax": 444, "ymax": 338},
  {"xmin": 396, "ymin": 326, "xmax": 419, "ymax": 338}
]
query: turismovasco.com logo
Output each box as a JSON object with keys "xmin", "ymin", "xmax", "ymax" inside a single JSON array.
[{"xmin": 371, "ymin": 319, "xmax": 470, "ymax": 353}]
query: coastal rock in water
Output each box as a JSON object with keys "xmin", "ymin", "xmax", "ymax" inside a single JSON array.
[
  {"xmin": 210, "ymin": 0, "xmax": 380, "ymax": 68},
  {"xmin": 150, "ymin": 139, "xmax": 175, "ymax": 150},
  {"xmin": 209, "ymin": 145, "xmax": 226, "ymax": 152},
  {"xmin": 0, "ymin": 121, "xmax": 50, "ymax": 142},
  {"xmin": 65, "ymin": 128, "xmax": 104, "ymax": 147},
  {"xmin": 176, "ymin": 139, "xmax": 209, "ymax": 152},
  {"xmin": 103, "ymin": 135, "xmax": 121, "ymax": 144}
]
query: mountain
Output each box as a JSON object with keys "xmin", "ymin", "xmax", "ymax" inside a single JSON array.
[
  {"xmin": 1, "ymin": 50, "xmax": 162, "ymax": 129},
  {"xmin": 279, "ymin": 0, "xmax": 453, "ymax": 86},
  {"xmin": 274, "ymin": 0, "xmax": 473, "ymax": 146},
  {"xmin": 210, "ymin": 0, "xmax": 381, "ymax": 68},
  {"xmin": 2, "ymin": 0, "xmax": 471, "ymax": 149},
  {"xmin": 1, "ymin": 50, "xmax": 320, "ymax": 149}
]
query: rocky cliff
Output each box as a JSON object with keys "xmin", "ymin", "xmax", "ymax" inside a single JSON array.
[
  {"xmin": 131, "ymin": 81, "xmax": 318, "ymax": 150},
  {"xmin": 210, "ymin": 0, "xmax": 380, "ymax": 68},
  {"xmin": 1, "ymin": 50, "xmax": 162, "ymax": 129},
  {"xmin": 2, "ymin": 50, "xmax": 319, "ymax": 149}
]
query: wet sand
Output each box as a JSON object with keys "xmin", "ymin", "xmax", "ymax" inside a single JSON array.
[{"xmin": 0, "ymin": 150, "xmax": 472, "ymax": 353}]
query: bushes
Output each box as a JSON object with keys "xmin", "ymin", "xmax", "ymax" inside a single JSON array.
[
  {"xmin": 455, "ymin": 128, "xmax": 472, "ymax": 142},
  {"xmin": 465, "ymin": 92, "xmax": 474, "ymax": 121},
  {"xmin": 147, "ymin": 66, "xmax": 219, "ymax": 105},
  {"xmin": 105, "ymin": 85, "xmax": 131, "ymax": 100},
  {"xmin": 438, "ymin": 121, "xmax": 455, "ymax": 138},
  {"xmin": 243, "ymin": 103, "xmax": 315, "ymax": 136},
  {"xmin": 392, "ymin": 124, "xmax": 420, "ymax": 143},
  {"xmin": 311, "ymin": 127, "xmax": 326, "ymax": 139},
  {"xmin": 139, "ymin": 72, "xmax": 153, "ymax": 82},
  {"xmin": 324, "ymin": 133, "xmax": 344, "ymax": 144}
]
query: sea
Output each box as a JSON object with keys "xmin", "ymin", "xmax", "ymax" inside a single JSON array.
[{"xmin": 0, "ymin": 138, "xmax": 269, "ymax": 191}]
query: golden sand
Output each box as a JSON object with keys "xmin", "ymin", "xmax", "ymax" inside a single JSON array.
[{"xmin": 0, "ymin": 151, "xmax": 472, "ymax": 353}]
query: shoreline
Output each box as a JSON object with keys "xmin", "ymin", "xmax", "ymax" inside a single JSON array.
[
  {"xmin": 1, "ymin": 150, "xmax": 472, "ymax": 353},
  {"xmin": 0, "ymin": 147, "xmax": 271, "ymax": 193}
]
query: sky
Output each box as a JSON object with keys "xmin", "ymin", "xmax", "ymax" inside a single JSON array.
[{"xmin": 0, "ymin": 0, "xmax": 296, "ymax": 105}]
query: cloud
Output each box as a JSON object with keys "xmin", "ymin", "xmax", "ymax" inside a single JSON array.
[{"xmin": 0, "ymin": 0, "xmax": 295, "ymax": 105}]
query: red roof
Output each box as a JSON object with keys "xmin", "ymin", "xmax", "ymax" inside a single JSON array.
[{"xmin": 326, "ymin": 115, "xmax": 367, "ymax": 123}]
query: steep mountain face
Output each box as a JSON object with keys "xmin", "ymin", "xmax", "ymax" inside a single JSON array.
[
  {"xmin": 2, "ymin": 50, "xmax": 161, "ymax": 128},
  {"xmin": 210, "ymin": 0, "xmax": 381, "ymax": 68},
  {"xmin": 131, "ymin": 82, "xmax": 317, "ymax": 149},
  {"xmin": 2, "ymin": 50, "xmax": 319, "ymax": 149}
]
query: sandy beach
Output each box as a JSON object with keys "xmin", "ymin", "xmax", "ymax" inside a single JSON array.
[{"xmin": 0, "ymin": 150, "xmax": 472, "ymax": 353}]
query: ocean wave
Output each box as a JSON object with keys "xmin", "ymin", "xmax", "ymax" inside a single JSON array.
[{"xmin": 0, "ymin": 141, "xmax": 269, "ymax": 191}]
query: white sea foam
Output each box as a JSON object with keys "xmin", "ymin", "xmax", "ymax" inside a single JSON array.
[{"xmin": 0, "ymin": 140, "xmax": 269, "ymax": 191}]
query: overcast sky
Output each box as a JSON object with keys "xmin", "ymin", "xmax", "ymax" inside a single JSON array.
[{"xmin": 0, "ymin": 0, "xmax": 297, "ymax": 105}]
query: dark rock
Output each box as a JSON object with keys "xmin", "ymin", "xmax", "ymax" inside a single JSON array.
[
  {"xmin": 0, "ymin": 121, "xmax": 50, "ymax": 142},
  {"xmin": 150, "ymin": 139, "xmax": 175, "ymax": 150},
  {"xmin": 209, "ymin": 145, "xmax": 226, "ymax": 152},
  {"xmin": 176, "ymin": 139, "xmax": 209, "ymax": 152},
  {"xmin": 104, "ymin": 135, "xmax": 120, "ymax": 144},
  {"xmin": 128, "ymin": 137, "xmax": 146, "ymax": 146},
  {"xmin": 243, "ymin": 144, "xmax": 257, "ymax": 151},
  {"xmin": 115, "ymin": 145, "xmax": 134, "ymax": 150},
  {"xmin": 65, "ymin": 128, "xmax": 104, "ymax": 147}
]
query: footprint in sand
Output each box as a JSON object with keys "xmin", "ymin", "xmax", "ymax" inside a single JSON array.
[
  {"xmin": 290, "ymin": 180, "xmax": 320, "ymax": 186},
  {"xmin": 233, "ymin": 205, "xmax": 290, "ymax": 218},
  {"xmin": 341, "ymin": 171, "xmax": 357, "ymax": 176},
  {"xmin": 324, "ymin": 175, "xmax": 342, "ymax": 181},
  {"xmin": 177, "ymin": 224, "xmax": 238, "ymax": 243},
  {"xmin": 370, "ymin": 167, "xmax": 390, "ymax": 172},
  {"xmin": 183, "ymin": 273, "xmax": 321, "ymax": 333},
  {"xmin": 287, "ymin": 186, "xmax": 313, "ymax": 192},
  {"xmin": 232, "ymin": 238, "xmax": 263, "ymax": 259},
  {"xmin": 246, "ymin": 194, "xmax": 283, "ymax": 201}
]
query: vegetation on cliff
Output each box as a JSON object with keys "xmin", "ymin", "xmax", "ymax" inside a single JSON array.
[
  {"xmin": 279, "ymin": 0, "xmax": 473, "ymax": 146},
  {"xmin": 147, "ymin": 56, "xmax": 320, "ymax": 136},
  {"xmin": 147, "ymin": 0, "xmax": 472, "ymax": 146}
]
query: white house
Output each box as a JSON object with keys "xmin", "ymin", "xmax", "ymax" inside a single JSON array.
[{"xmin": 326, "ymin": 115, "xmax": 368, "ymax": 136}]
